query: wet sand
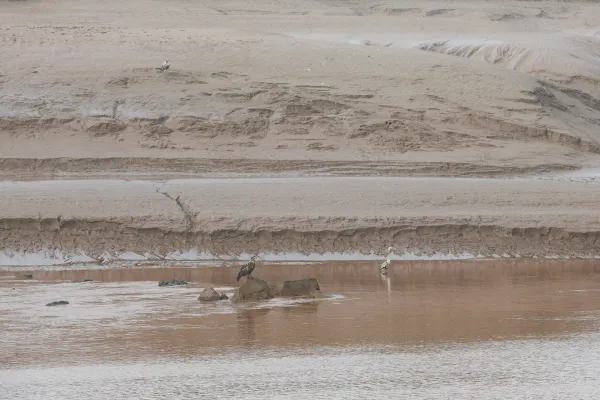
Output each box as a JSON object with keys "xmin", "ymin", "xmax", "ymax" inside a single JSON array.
[
  {"xmin": 1, "ymin": 260, "xmax": 600, "ymax": 398},
  {"xmin": 2, "ymin": 176, "xmax": 600, "ymax": 261}
]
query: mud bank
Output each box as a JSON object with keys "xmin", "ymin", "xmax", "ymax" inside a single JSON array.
[
  {"xmin": 2, "ymin": 177, "xmax": 600, "ymax": 263},
  {"xmin": 1, "ymin": 223, "xmax": 600, "ymax": 266},
  {"xmin": 0, "ymin": 157, "xmax": 582, "ymax": 180}
]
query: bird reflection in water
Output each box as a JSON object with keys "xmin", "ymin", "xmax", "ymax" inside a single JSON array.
[
  {"xmin": 378, "ymin": 269, "xmax": 394, "ymax": 331},
  {"xmin": 281, "ymin": 301, "xmax": 320, "ymax": 315},
  {"xmin": 379, "ymin": 272, "xmax": 392, "ymax": 301}
]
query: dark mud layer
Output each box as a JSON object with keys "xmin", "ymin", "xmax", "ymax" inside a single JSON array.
[{"xmin": 0, "ymin": 157, "xmax": 581, "ymax": 180}]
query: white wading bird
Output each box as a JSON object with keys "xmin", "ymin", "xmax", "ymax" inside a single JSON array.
[{"xmin": 379, "ymin": 246, "xmax": 395, "ymax": 275}]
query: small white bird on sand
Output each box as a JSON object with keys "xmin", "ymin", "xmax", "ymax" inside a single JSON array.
[
  {"xmin": 379, "ymin": 246, "xmax": 395, "ymax": 275},
  {"xmin": 158, "ymin": 60, "xmax": 171, "ymax": 72}
]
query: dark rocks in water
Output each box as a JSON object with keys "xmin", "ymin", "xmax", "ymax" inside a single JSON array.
[
  {"xmin": 232, "ymin": 277, "xmax": 325, "ymax": 303},
  {"xmin": 197, "ymin": 287, "xmax": 229, "ymax": 302},
  {"xmin": 231, "ymin": 277, "xmax": 274, "ymax": 303},
  {"xmin": 266, "ymin": 278, "xmax": 325, "ymax": 300},
  {"xmin": 46, "ymin": 300, "xmax": 69, "ymax": 306},
  {"xmin": 19, "ymin": 274, "xmax": 33, "ymax": 279},
  {"xmin": 158, "ymin": 279, "xmax": 189, "ymax": 287},
  {"xmin": 71, "ymin": 279, "xmax": 93, "ymax": 283},
  {"xmin": 269, "ymin": 283, "xmax": 282, "ymax": 295},
  {"xmin": 279, "ymin": 278, "xmax": 321, "ymax": 297}
]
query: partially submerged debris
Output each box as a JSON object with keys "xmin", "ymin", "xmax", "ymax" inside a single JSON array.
[
  {"xmin": 158, "ymin": 280, "xmax": 189, "ymax": 287},
  {"xmin": 46, "ymin": 300, "xmax": 69, "ymax": 307}
]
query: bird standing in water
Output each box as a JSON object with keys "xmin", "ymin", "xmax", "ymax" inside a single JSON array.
[
  {"xmin": 237, "ymin": 255, "xmax": 258, "ymax": 282},
  {"xmin": 379, "ymin": 247, "xmax": 395, "ymax": 275}
]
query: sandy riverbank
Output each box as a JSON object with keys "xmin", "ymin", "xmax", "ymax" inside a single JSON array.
[
  {"xmin": 2, "ymin": 0, "xmax": 600, "ymax": 260},
  {"xmin": 1, "ymin": 176, "xmax": 600, "ymax": 262},
  {"xmin": 1, "ymin": 0, "xmax": 600, "ymax": 178}
]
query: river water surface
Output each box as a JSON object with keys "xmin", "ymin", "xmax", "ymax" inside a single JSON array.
[{"xmin": 1, "ymin": 259, "xmax": 600, "ymax": 399}]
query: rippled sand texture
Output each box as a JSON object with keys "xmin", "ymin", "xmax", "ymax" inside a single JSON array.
[
  {"xmin": 1, "ymin": 0, "xmax": 600, "ymax": 178},
  {"xmin": 1, "ymin": 260, "xmax": 600, "ymax": 399},
  {"xmin": 2, "ymin": 0, "xmax": 600, "ymax": 260}
]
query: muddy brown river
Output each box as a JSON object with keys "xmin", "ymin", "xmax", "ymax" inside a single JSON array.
[{"xmin": 1, "ymin": 259, "xmax": 600, "ymax": 399}]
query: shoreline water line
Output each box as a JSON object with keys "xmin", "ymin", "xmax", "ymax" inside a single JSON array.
[{"xmin": 2, "ymin": 249, "xmax": 600, "ymax": 268}]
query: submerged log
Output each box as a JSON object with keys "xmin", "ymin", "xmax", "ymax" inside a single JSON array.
[
  {"xmin": 158, "ymin": 280, "xmax": 188, "ymax": 287},
  {"xmin": 46, "ymin": 300, "xmax": 69, "ymax": 306}
]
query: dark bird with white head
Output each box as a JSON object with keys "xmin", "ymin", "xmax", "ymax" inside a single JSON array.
[{"xmin": 237, "ymin": 255, "xmax": 258, "ymax": 282}]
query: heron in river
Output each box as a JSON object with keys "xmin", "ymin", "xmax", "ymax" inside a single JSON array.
[
  {"xmin": 237, "ymin": 255, "xmax": 258, "ymax": 282},
  {"xmin": 158, "ymin": 60, "xmax": 171, "ymax": 72},
  {"xmin": 379, "ymin": 246, "xmax": 395, "ymax": 275}
]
